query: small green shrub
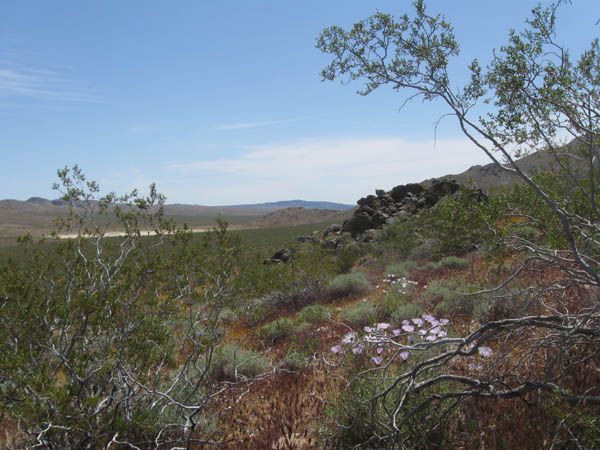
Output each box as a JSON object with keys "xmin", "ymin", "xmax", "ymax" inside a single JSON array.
[
  {"xmin": 336, "ymin": 243, "xmax": 361, "ymax": 273},
  {"xmin": 472, "ymin": 291, "xmax": 527, "ymax": 323},
  {"xmin": 425, "ymin": 261, "xmax": 441, "ymax": 271},
  {"xmin": 422, "ymin": 279, "xmax": 481, "ymax": 318},
  {"xmin": 210, "ymin": 344, "xmax": 269, "ymax": 382},
  {"xmin": 385, "ymin": 260, "xmax": 418, "ymax": 277},
  {"xmin": 408, "ymin": 238, "xmax": 437, "ymax": 260},
  {"xmin": 510, "ymin": 224, "xmax": 538, "ymax": 241},
  {"xmin": 341, "ymin": 301, "xmax": 377, "ymax": 327},
  {"xmin": 259, "ymin": 317, "xmax": 297, "ymax": 344},
  {"xmin": 325, "ymin": 359, "xmax": 447, "ymax": 448},
  {"xmin": 376, "ymin": 291, "xmax": 409, "ymax": 320},
  {"xmin": 440, "ymin": 256, "xmax": 469, "ymax": 270},
  {"xmin": 378, "ymin": 220, "xmax": 418, "ymax": 259},
  {"xmin": 390, "ymin": 302, "xmax": 424, "ymax": 324},
  {"xmin": 297, "ymin": 304, "xmax": 330, "ymax": 323},
  {"xmin": 279, "ymin": 351, "xmax": 310, "ymax": 371},
  {"xmin": 243, "ymin": 280, "xmax": 330, "ymax": 326},
  {"xmin": 328, "ymin": 272, "xmax": 372, "ymax": 298}
]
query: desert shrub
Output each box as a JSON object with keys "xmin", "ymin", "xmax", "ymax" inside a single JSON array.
[
  {"xmin": 422, "ymin": 279, "xmax": 481, "ymax": 318},
  {"xmin": 472, "ymin": 290, "xmax": 530, "ymax": 323},
  {"xmin": 390, "ymin": 302, "xmax": 424, "ymax": 324},
  {"xmin": 408, "ymin": 238, "xmax": 437, "ymax": 260},
  {"xmin": 243, "ymin": 280, "xmax": 331, "ymax": 326},
  {"xmin": 417, "ymin": 192, "xmax": 507, "ymax": 257},
  {"xmin": 325, "ymin": 360, "xmax": 447, "ymax": 448},
  {"xmin": 376, "ymin": 290, "xmax": 409, "ymax": 321},
  {"xmin": 385, "ymin": 260, "xmax": 418, "ymax": 277},
  {"xmin": 425, "ymin": 261, "xmax": 442, "ymax": 271},
  {"xmin": 341, "ymin": 301, "xmax": 377, "ymax": 327},
  {"xmin": 328, "ymin": 272, "xmax": 371, "ymax": 298},
  {"xmin": 233, "ymin": 245, "xmax": 338, "ymax": 302},
  {"xmin": 510, "ymin": 224, "xmax": 538, "ymax": 241},
  {"xmin": 377, "ymin": 220, "xmax": 418, "ymax": 259},
  {"xmin": 259, "ymin": 317, "xmax": 297, "ymax": 344},
  {"xmin": 288, "ymin": 334, "xmax": 320, "ymax": 358},
  {"xmin": 440, "ymin": 256, "xmax": 469, "ymax": 270},
  {"xmin": 336, "ymin": 242, "xmax": 361, "ymax": 273},
  {"xmin": 0, "ymin": 168, "xmax": 252, "ymax": 448},
  {"xmin": 210, "ymin": 344, "xmax": 270, "ymax": 382},
  {"xmin": 297, "ymin": 304, "xmax": 330, "ymax": 323},
  {"xmin": 279, "ymin": 351, "xmax": 310, "ymax": 371}
]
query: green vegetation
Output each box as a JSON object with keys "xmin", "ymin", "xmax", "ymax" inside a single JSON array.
[
  {"xmin": 259, "ymin": 317, "xmax": 298, "ymax": 344},
  {"xmin": 341, "ymin": 301, "xmax": 377, "ymax": 327},
  {"xmin": 3, "ymin": 1, "xmax": 600, "ymax": 447},
  {"xmin": 440, "ymin": 256, "xmax": 470, "ymax": 270},
  {"xmin": 385, "ymin": 260, "xmax": 417, "ymax": 277},
  {"xmin": 328, "ymin": 272, "xmax": 372, "ymax": 298},
  {"xmin": 210, "ymin": 344, "xmax": 270, "ymax": 382},
  {"xmin": 297, "ymin": 303, "xmax": 330, "ymax": 323}
]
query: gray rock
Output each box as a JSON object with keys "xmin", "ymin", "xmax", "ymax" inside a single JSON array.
[{"xmin": 323, "ymin": 223, "xmax": 342, "ymax": 237}]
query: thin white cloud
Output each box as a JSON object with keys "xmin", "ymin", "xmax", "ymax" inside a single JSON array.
[
  {"xmin": 214, "ymin": 115, "xmax": 319, "ymax": 131},
  {"xmin": 0, "ymin": 63, "xmax": 101, "ymax": 103},
  {"xmin": 163, "ymin": 136, "xmax": 492, "ymax": 204}
]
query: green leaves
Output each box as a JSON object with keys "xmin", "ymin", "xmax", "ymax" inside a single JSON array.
[{"xmin": 317, "ymin": 1, "xmax": 457, "ymax": 101}]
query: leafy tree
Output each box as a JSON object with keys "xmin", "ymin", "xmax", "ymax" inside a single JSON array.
[{"xmin": 318, "ymin": 2, "xmax": 600, "ymax": 446}]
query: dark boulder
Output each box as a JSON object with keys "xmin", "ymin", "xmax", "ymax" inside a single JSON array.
[
  {"xmin": 429, "ymin": 179, "xmax": 460, "ymax": 197},
  {"xmin": 267, "ymin": 248, "xmax": 294, "ymax": 264},
  {"xmin": 389, "ymin": 183, "xmax": 425, "ymax": 202}
]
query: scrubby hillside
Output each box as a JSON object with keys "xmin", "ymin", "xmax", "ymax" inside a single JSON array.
[
  {"xmin": 249, "ymin": 207, "xmax": 353, "ymax": 228},
  {"xmin": 3, "ymin": 165, "xmax": 599, "ymax": 449}
]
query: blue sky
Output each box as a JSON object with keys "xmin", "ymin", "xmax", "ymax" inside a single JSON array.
[{"xmin": 1, "ymin": 1, "xmax": 598, "ymax": 205}]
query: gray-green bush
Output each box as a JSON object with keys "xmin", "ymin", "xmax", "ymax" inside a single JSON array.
[
  {"xmin": 259, "ymin": 317, "xmax": 297, "ymax": 344},
  {"xmin": 440, "ymin": 256, "xmax": 470, "ymax": 270},
  {"xmin": 341, "ymin": 301, "xmax": 377, "ymax": 327},
  {"xmin": 297, "ymin": 304, "xmax": 330, "ymax": 323},
  {"xmin": 210, "ymin": 344, "xmax": 270, "ymax": 382},
  {"xmin": 328, "ymin": 272, "xmax": 372, "ymax": 298}
]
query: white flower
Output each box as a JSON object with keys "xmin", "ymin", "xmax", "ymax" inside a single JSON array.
[
  {"xmin": 478, "ymin": 346, "xmax": 493, "ymax": 358},
  {"xmin": 342, "ymin": 332, "xmax": 357, "ymax": 344}
]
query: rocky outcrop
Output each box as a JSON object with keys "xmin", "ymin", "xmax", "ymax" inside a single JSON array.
[{"xmin": 341, "ymin": 180, "xmax": 462, "ymax": 237}]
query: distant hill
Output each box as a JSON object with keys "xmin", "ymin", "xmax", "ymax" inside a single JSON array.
[
  {"xmin": 0, "ymin": 197, "xmax": 354, "ymax": 244},
  {"xmin": 1, "ymin": 147, "xmax": 579, "ymax": 245},
  {"xmin": 227, "ymin": 200, "xmax": 354, "ymax": 211},
  {"xmin": 423, "ymin": 144, "xmax": 586, "ymax": 193},
  {"xmin": 249, "ymin": 207, "xmax": 354, "ymax": 228}
]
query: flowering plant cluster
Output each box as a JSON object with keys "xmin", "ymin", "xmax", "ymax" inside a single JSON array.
[
  {"xmin": 331, "ymin": 314, "xmax": 492, "ymax": 366},
  {"xmin": 380, "ymin": 273, "xmax": 419, "ymax": 294}
]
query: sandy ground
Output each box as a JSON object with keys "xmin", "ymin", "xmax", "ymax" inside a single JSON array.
[{"xmin": 56, "ymin": 225, "xmax": 253, "ymax": 239}]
